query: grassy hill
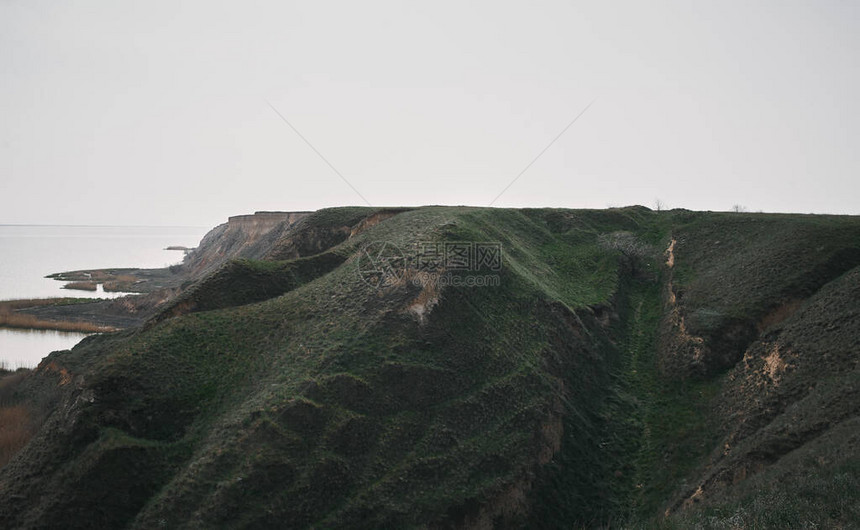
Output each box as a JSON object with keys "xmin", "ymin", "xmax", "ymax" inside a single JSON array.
[{"xmin": 0, "ymin": 206, "xmax": 857, "ymax": 528}]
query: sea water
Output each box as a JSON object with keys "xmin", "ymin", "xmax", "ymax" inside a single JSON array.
[{"xmin": 0, "ymin": 225, "xmax": 208, "ymax": 368}]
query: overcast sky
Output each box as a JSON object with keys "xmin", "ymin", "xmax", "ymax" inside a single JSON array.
[{"xmin": 1, "ymin": 1, "xmax": 857, "ymax": 227}]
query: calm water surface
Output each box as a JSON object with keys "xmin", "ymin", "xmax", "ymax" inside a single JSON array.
[
  {"xmin": 0, "ymin": 328, "xmax": 91, "ymax": 369},
  {"xmin": 0, "ymin": 225, "xmax": 208, "ymax": 368}
]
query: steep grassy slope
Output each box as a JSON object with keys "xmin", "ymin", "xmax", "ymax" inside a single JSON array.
[
  {"xmin": 653, "ymin": 213, "xmax": 860, "ymax": 528},
  {"xmin": 661, "ymin": 212, "xmax": 860, "ymax": 377},
  {"xmin": 659, "ymin": 265, "xmax": 860, "ymax": 528},
  {"xmin": 0, "ymin": 206, "xmax": 857, "ymax": 529}
]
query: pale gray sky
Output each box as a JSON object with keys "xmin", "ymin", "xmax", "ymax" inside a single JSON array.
[{"xmin": 1, "ymin": 0, "xmax": 858, "ymax": 226}]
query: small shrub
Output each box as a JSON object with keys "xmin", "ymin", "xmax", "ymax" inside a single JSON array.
[{"xmin": 597, "ymin": 231, "xmax": 654, "ymax": 260}]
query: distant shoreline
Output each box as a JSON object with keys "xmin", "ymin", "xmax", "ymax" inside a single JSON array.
[{"xmin": 0, "ymin": 224, "xmax": 209, "ymax": 228}]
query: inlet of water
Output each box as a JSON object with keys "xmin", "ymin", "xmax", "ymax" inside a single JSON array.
[{"xmin": 0, "ymin": 327, "xmax": 91, "ymax": 369}]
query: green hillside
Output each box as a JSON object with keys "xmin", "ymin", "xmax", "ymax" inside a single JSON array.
[{"xmin": 0, "ymin": 206, "xmax": 858, "ymax": 528}]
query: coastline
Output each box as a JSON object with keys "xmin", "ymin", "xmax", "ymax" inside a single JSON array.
[
  {"xmin": 0, "ymin": 212, "xmax": 309, "ymax": 336},
  {"xmin": 0, "ymin": 299, "xmax": 117, "ymax": 333}
]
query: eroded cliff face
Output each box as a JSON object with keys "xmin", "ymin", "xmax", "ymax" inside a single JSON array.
[
  {"xmin": 654, "ymin": 214, "xmax": 860, "ymax": 522},
  {"xmin": 671, "ymin": 267, "xmax": 860, "ymax": 513},
  {"xmin": 182, "ymin": 211, "xmax": 311, "ymax": 277}
]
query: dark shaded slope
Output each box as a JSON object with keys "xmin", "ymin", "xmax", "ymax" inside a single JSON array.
[
  {"xmin": 151, "ymin": 252, "xmax": 346, "ymax": 324},
  {"xmin": 665, "ymin": 265, "xmax": 860, "ymax": 525},
  {"xmin": 653, "ymin": 213, "xmax": 860, "ymax": 527}
]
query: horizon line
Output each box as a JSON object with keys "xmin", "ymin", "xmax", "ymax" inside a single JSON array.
[{"xmin": 0, "ymin": 223, "xmax": 210, "ymax": 229}]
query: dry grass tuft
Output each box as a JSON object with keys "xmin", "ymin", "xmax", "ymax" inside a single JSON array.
[
  {"xmin": 0, "ymin": 370, "xmax": 28, "ymax": 404},
  {"xmin": 0, "ymin": 299, "xmax": 81, "ymax": 310},
  {"xmin": 103, "ymin": 275, "xmax": 139, "ymax": 292},
  {"xmin": 0, "ymin": 300, "xmax": 114, "ymax": 333},
  {"xmin": 0, "ymin": 405, "xmax": 35, "ymax": 468},
  {"xmin": 0, "ymin": 370, "xmax": 37, "ymax": 468},
  {"xmin": 63, "ymin": 281, "xmax": 98, "ymax": 291},
  {"xmin": 0, "ymin": 312, "xmax": 112, "ymax": 333}
]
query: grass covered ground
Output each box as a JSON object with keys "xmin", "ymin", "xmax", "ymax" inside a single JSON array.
[{"xmin": 0, "ymin": 206, "xmax": 857, "ymax": 529}]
